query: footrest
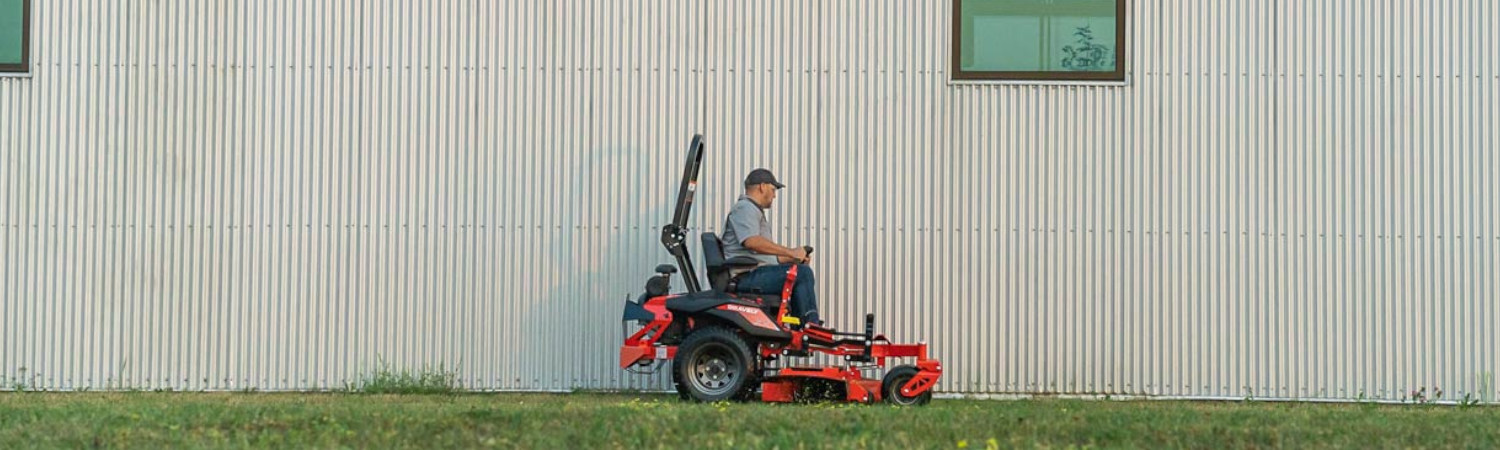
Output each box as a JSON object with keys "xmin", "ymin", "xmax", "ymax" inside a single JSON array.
[
  {"xmin": 801, "ymin": 326, "xmax": 839, "ymax": 347},
  {"xmin": 805, "ymin": 322, "xmax": 834, "ymax": 332}
]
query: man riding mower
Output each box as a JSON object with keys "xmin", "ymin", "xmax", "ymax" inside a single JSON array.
[{"xmin": 619, "ymin": 135, "xmax": 942, "ymax": 405}]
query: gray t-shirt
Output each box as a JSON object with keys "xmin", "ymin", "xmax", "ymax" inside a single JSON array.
[{"xmin": 721, "ymin": 195, "xmax": 780, "ymax": 267}]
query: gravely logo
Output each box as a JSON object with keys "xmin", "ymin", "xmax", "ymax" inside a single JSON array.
[
  {"xmin": 722, "ymin": 304, "xmax": 759, "ymax": 315},
  {"xmin": 719, "ymin": 304, "xmax": 776, "ymax": 329}
]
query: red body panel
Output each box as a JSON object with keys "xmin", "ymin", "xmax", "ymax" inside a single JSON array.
[
  {"xmin": 618, "ymin": 296, "xmax": 675, "ymax": 368},
  {"xmin": 760, "ymin": 380, "xmax": 797, "ymax": 402}
]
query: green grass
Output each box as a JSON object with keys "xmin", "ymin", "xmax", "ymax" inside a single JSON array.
[
  {"xmin": 1, "ymin": 393, "xmax": 1498, "ymax": 449},
  {"xmin": 339, "ymin": 361, "xmax": 461, "ymax": 395}
]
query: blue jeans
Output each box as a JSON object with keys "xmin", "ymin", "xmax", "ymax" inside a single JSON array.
[{"xmin": 734, "ymin": 264, "xmax": 820, "ymax": 325}]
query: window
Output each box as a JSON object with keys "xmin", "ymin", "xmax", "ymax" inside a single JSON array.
[
  {"xmin": 1, "ymin": 0, "xmax": 29, "ymax": 73},
  {"xmin": 953, "ymin": 0, "xmax": 1126, "ymax": 82}
]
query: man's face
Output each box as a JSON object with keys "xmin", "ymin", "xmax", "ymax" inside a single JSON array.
[{"xmin": 752, "ymin": 183, "xmax": 777, "ymax": 208}]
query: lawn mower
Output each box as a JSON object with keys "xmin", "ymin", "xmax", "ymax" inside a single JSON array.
[{"xmin": 619, "ymin": 135, "xmax": 942, "ymax": 405}]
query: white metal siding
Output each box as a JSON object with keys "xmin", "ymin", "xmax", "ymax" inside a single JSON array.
[{"xmin": 1, "ymin": 0, "xmax": 1496, "ymax": 402}]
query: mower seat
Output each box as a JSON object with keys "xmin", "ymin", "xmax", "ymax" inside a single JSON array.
[
  {"xmin": 702, "ymin": 233, "xmax": 762, "ymax": 292},
  {"xmin": 703, "ymin": 232, "xmax": 791, "ymax": 317}
]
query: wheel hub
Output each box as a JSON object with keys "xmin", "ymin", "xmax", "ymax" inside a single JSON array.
[
  {"xmin": 704, "ymin": 359, "xmax": 728, "ymax": 380},
  {"xmin": 691, "ymin": 347, "xmax": 739, "ymax": 394}
]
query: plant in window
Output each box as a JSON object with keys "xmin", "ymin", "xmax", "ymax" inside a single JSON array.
[{"xmin": 1061, "ymin": 25, "xmax": 1113, "ymax": 71}]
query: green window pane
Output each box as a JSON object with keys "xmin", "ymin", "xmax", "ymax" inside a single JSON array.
[
  {"xmin": 0, "ymin": 0, "xmax": 23, "ymax": 65},
  {"xmin": 960, "ymin": 0, "xmax": 1118, "ymax": 73}
]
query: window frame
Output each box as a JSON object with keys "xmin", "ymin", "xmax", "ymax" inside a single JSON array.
[
  {"xmin": 951, "ymin": 0, "xmax": 1127, "ymax": 82},
  {"xmin": 0, "ymin": 0, "xmax": 29, "ymax": 74}
]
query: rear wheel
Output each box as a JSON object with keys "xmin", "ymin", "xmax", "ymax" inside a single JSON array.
[
  {"xmin": 674, "ymin": 326, "xmax": 758, "ymax": 402},
  {"xmin": 882, "ymin": 365, "xmax": 932, "ymax": 406}
]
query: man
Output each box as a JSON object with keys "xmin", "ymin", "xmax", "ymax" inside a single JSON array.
[{"xmin": 721, "ymin": 168, "xmax": 822, "ymax": 327}]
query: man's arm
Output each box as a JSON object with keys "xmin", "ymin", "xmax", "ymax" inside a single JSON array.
[{"xmin": 743, "ymin": 236, "xmax": 809, "ymax": 264}]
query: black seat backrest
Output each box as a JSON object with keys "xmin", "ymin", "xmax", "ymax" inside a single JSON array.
[
  {"xmin": 701, "ymin": 233, "xmax": 731, "ymax": 291},
  {"xmin": 702, "ymin": 232, "xmax": 765, "ymax": 293}
]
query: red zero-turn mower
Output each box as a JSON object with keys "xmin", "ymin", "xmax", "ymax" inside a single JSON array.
[{"xmin": 619, "ymin": 135, "xmax": 942, "ymax": 405}]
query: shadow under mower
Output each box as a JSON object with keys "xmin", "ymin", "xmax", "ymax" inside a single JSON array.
[{"xmin": 619, "ymin": 134, "xmax": 942, "ymax": 405}]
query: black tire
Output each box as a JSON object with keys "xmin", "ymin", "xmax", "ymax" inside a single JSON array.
[
  {"xmin": 674, "ymin": 326, "xmax": 758, "ymax": 402},
  {"xmin": 882, "ymin": 365, "xmax": 932, "ymax": 406}
]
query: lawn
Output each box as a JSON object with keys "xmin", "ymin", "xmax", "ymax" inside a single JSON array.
[{"xmin": 1, "ymin": 392, "xmax": 1496, "ymax": 448}]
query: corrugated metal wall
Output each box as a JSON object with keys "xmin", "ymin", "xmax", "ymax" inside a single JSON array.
[{"xmin": 1, "ymin": 0, "xmax": 1496, "ymax": 402}]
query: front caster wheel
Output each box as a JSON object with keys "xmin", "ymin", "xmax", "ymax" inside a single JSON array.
[{"xmin": 882, "ymin": 365, "xmax": 932, "ymax": 406}]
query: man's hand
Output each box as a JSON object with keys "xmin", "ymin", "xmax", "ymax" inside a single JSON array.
[{"xmin": 789, "ymin": 247, "xmax": 810, "ymax": 264}]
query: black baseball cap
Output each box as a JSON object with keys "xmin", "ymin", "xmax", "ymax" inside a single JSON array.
[{"xmin": 744, "ymin": 168, "xmax": 785, "ymax": 189}]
